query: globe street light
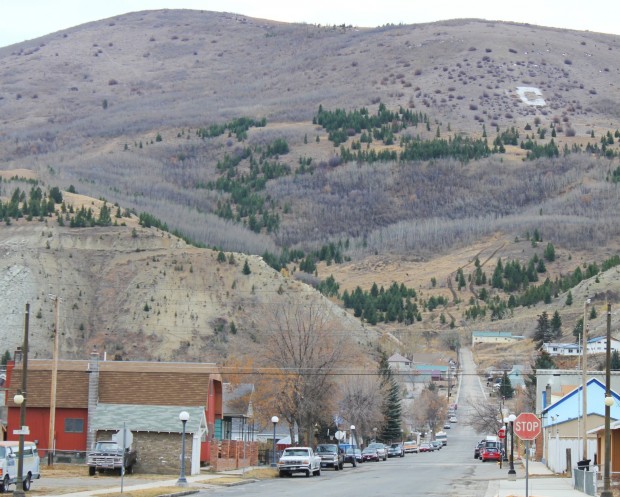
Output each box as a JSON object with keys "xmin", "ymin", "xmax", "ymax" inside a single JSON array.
[
  {"xmin": 176, "ymin": 411, "xmax": 190, "ymax": 487},
  {"xmin": 373, "ymin": 427, "xmax": 377, "ymax": 443},
  {"xmin": 13, "ymin": 392, "xmax": 26, "ymax": 497},
  {"xmin": 508, "ymin": 414, "xmax": 517, "ymax": 476},
  {"xmin": 350, "ymin": 425, "xmax": 357, "ymax": 467},
  {"xmin": 271, "ymin": 416, "xmax": 279, "ymax": 467}
]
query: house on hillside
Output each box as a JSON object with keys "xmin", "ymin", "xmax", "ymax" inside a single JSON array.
[
  {"xmin": 541, "ymin": 378, "xmax": 620, "ymax": 473},
  {"xmin": 542, "ymin": 337, "xmax": 620, "ymax": 357},
  {"xmin": 541, "ymin": 342, "xmax": 580, "ymax": 356},
  {"xmin": 388, "ymin": 353, "xmax": 412, "ymax": 371},
  {"xmin": 5, "ymin": 350, "xmax": 223, "ymax": 474},
  {"xmin": 587, "ymin": 336, "xmax": 620, "ymax": 354},
  {"xmin": 507, "ymin": 365, "xmax": 527, "ymax": 389},
  {"xmin": 472, "ymin": 331, "xmax": 523, "ymax": 345}
]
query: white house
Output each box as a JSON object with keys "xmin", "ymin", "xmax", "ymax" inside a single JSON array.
[
  {"xmin": 587, "ymin": 336, "xmax": 620, "ymax": 354},
  {"xmin": 541, "ymin": 342, "xmax": 580, "ymax": 356},
  {"xmin": 542, "ymin": 337, "xmax": 620, "ymax": 357},
  {"xmin": 472, "ymin": 331, "xmax": 523, "ymax": 345}
]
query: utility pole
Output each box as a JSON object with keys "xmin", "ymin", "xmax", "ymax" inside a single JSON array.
[
  {"xmin": 48, "ymin": 294, "xmax": 62, "ymax": 466},
  {"xmin": 581, "ymin": 298, "xmax": 590, "ymax": 463},
  {"xmin": 600, "ymin": 303, "xmax": 613, "ymax": 497},
  {"xmin": 14, "ymin": 303, "xmax": 30, "ymax": 497}
]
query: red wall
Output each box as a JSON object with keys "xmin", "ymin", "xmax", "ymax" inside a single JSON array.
[{"xmin": 7, "ymin": 407, "xmax": 88, "ymax": 452}]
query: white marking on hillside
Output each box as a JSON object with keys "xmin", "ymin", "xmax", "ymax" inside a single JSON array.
[{"xmin": 516, "ymin": 86, "xmax": 546, "ymax": 106}]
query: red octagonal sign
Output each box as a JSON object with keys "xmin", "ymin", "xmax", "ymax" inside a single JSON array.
[{"xmin": 514, "ymin": 412, "xmax": 541, "ymax": 440}]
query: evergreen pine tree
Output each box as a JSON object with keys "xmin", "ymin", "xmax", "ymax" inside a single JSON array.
[
  {"xmin": 1, "ymin": 350, "xmax": 11, "ymax": 365},
  {"xmin": 378, "ymin": 353, "xmax": 402, "ymax": 442},
  {"xmin": 573, "ymin": 318, "xmax": 584, "ymax": 339},
  {"xmin": 550, "ymin": 311, "xmax": 562, "ymax": 339},
  {"xmin": 533, "ymin": 311, "xmax": 551, "ymax": 348},
  {"xmin": 499, "ymin": 371, "xmax": 514, "ymax": 399},
  {"xmin": 565, "ymin": 291, "xmax": 573, "ymax": 306},
  {"xmin": 242, "ymin": 259, "xmax": 251, "ymax": 275},
  {"xmin": 611, "ymin": 350, "xmax": 620, "ymax": 371}
]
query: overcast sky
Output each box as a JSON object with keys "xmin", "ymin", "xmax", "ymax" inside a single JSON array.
[{"xmin": 2, "ymin": 0, "xmax": 619, "ymax": 48}]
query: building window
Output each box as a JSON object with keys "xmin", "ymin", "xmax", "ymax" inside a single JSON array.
[{"xmin": 65, "ymin": 418, "xmax": 84, "ymax": 433}]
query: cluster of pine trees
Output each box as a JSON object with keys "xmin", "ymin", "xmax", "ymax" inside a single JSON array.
[{"xmin": 341, "ymin": 282, "xmax": 420, "ymax": 325}]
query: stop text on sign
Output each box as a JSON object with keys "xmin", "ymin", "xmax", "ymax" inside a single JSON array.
[{"xmin": 515, "ymin": 420, "xmax": 540, "ymax": 432}]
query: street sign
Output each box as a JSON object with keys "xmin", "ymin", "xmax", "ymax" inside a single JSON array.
[
  {"xmin": 13, "ymin": 426, "xmax": 30, "ymax": 435},
  {"xmin": 497, "ymin": 427, "xmax": 506, "ymax": 439},
  {"xmin": 514, "ymin": 412, "xmax": 541, "ymax": 440}
]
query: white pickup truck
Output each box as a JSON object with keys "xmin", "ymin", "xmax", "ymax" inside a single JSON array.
[{"xmin": 277, "ymin": 447, "xmax": 322, "ymax": 477}]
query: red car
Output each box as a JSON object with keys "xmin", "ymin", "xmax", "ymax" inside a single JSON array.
[{"xmin": 480, "ymin": 447, "xmax": 501, "ymax": 462}]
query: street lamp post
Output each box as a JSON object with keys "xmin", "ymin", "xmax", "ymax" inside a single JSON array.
[
  {"xmin": 271, "ymin": 416, "xmax": 279, "ymax": 467},
  {"xmin": 601, "ymin": 303, "xmax": 613, "ymax": 497},
  {"xmin": 508, "ymin": 414, "xmax": 517, "ymax": 477},
  {"xmin": 350, "ymin": 425, "xmax": 357, "ymax": 467},
  {"xmin": 372, "ymin": 427, "xmax": 377, "ymax": 443},
  {"xmin": 176, "ymin": 411, "xmax": 190, "ymax": 487},
  {"xmin": 13, "ymin": 393, "xmax": 26, "ymax": 497},
  {"xmin": 503, "ymin": 417, "xmax": 509, "ymax": 462}
]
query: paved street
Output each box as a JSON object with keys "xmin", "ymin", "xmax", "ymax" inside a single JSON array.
[
  {"xmin": 34, "ymin": 348, "xmax": 587, "ymax": 497},
  {"xmin": 193, "ymin": 347, "xmax": 508, "ymax": 497}
]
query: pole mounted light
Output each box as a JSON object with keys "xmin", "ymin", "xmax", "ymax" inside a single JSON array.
[
  {"xmin": 503, "ymin": 417, "xmax": 509, "ymax": 463},
  {"xmin": 351, "ymin": 425, "xmax": 357, "ymax": 467},
  {"xmin": 176, "ymin": 411, "xmax": 190, "ymax": 487},
  {"xmin": 271, "ymin": 416, "xmax": 279, "ymax": 467},
  {"xmin": 508, "ymin": 414, "xmax": 517, "ymax": 476}
]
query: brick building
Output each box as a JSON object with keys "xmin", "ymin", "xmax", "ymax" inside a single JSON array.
[{"xmin": 5, "ymin": 350, "xmax": 222, "ymax": 474}]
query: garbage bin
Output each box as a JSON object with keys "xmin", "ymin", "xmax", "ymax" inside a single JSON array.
[{"xmin": 577, "ymin": 459, "xmax": 591, "ymax": 471}]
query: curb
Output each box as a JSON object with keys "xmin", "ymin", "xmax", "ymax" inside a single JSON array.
[{"xmin": 158, "ymin": 491, "xmax": 200, "ymax": 497}]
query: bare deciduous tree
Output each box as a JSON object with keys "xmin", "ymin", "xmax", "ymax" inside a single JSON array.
[
  {"xmin": 465, "ymin": 398, "xmax": 503, "ymax": 434},
  {"xmin": 338, "ymin": 374, "xmax": 384, "ymax": 445},
  {"xmin": 412, "ymin": 383, "xmax": 447, "ymax": 436},
  {"xmin": 261, "ymin": 295, "xmax": 346, "ymax": 445}
]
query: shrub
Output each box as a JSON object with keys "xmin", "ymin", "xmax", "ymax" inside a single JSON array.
[
  {"xmin": 565, "ymin": 127, "xmax": 576, "ymax": 137},
  {"xmin": 108, "ymin": 79, "xmax": 118, "ymax": 85}
]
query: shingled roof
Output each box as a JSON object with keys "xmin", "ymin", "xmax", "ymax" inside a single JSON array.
[{"xmin": 8, "ymin": 359, "xmax": 220, "ymax": 408}]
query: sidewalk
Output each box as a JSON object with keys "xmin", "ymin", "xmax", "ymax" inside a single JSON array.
[
  {"xmin": 39, "ymin": 468, "xmax": 257, "ymax": 497},
  {"xmin": 487, "ymin": 459, "xmax": 588, "ymax": 497}
]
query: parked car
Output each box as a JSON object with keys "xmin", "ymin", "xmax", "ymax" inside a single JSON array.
[
  {"xmin": 277, "ymin": 447, "xmax": 322, "ymax": 477},
  {"xmin": 344, "ymin": 447, "xmax": 362, "ymax": 466},
  {"xmin": 480, "ymin": 447, "xmax": 501, "ymax": 462},
  {"xmin": 361, "ymin": 447, "xmax": 380, "ymax": 462},
  {"xmin": 419, "ymin": 443, "xmax": 433, "ymax": 452},
  {"xmin": 474, "ymin": 440, "xmax": 485, "ymax": 459},
  {"xmin": 449, "ymin": 416, "xmax": 458, "ymax": 423},
  {"xmin": 315, "ymin": 444, "xmax": 344, "ymax": 470},
  {"xmin": 430, "ymin": 441, "xmax": 443, "ymax": 451},
  {"xmin": 387, "ymin": 443, "xmax": 405, "ymax": 458},
  {"xmin": 403, "ymin": 441, "xmax": 419, "ymax": 453},
  {"xmin": 366, "ymin": 443, "xmax": 387, "ymax": 461},
  {"xmin": 0, "ymin": 441, "xmax": 41, "ymax": 492},
  {"xmin": 443, "ymin": 423, "xmax": 451, "ymax": 429},
  {"xmin": 87, "ymin": 440, "xmax": 137, "ymax": 476}
]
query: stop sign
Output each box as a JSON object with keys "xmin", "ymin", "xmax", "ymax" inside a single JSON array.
[
  {"xmin": 514, "ymin": 412, "xmax": 541, "ymax": 440},
  {"xmin": 497, "ymin": 427, "xmax": 506, "ymax": 439}
]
